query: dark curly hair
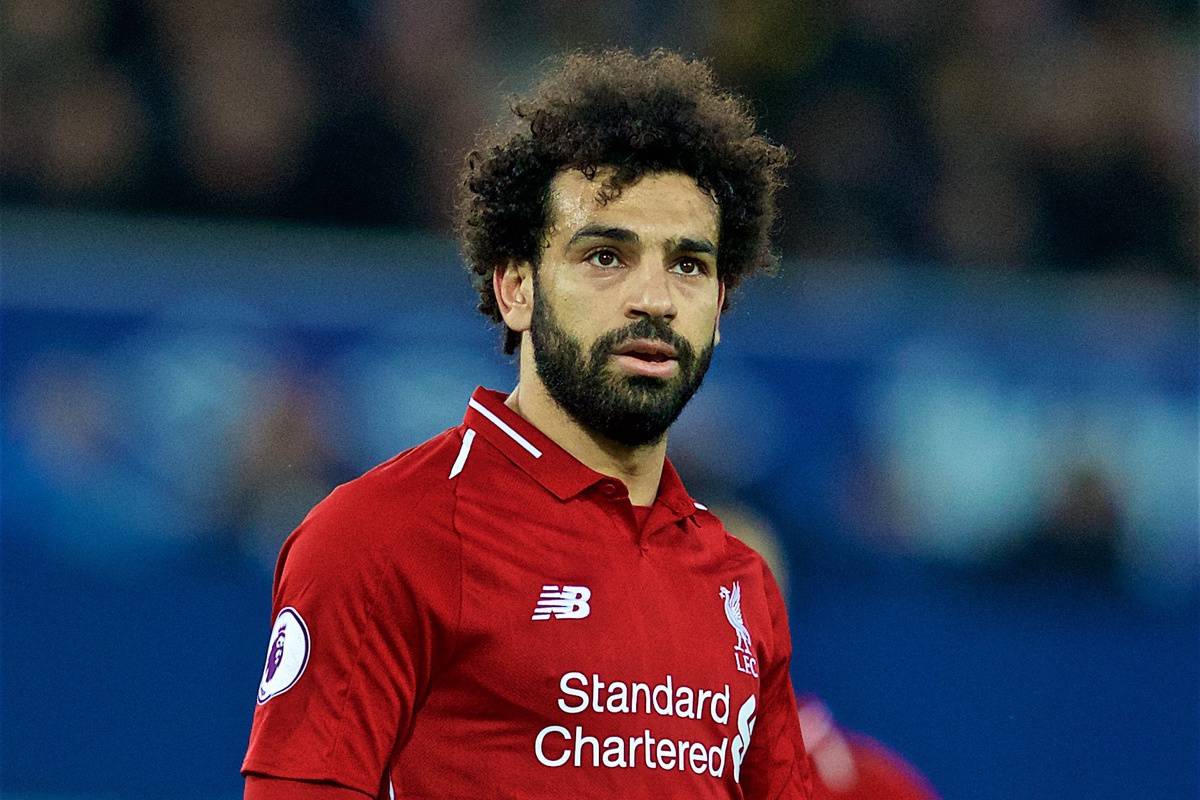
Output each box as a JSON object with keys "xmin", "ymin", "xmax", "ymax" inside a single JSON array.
[{"xmin": 456, "ymin": 49, "xmax": 790, "ymax": 354}]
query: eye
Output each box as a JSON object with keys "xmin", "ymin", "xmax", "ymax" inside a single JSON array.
[
  {"xmin": 671, "ymin": 258, "xmax": 708, "ymax": 277},
  {"xmin": 586, "ymin": 249, "xmax": 622, "ymax": 269}
]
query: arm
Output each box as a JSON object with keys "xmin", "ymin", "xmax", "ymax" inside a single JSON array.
[
  {"xmin": 245, "ymin": 775, "xmax": 374, "ymax": 800},
  {"xmin": 241, "ymin": 477, "xmax": 460, "ymax": 795}
]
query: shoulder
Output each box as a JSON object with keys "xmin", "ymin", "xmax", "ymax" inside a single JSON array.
[
  {"xmin": 722, "ymin": 531, "xmax": 788, "ymax": 623},
  {"xmin": 697, "ymin": 506, "xmax": 793, "ymax": 645},
  {"xmin": 697, "ymin": 504, "xmax": 788, "ymax": 601},
  {"xmin": 700, "ymin": 509, "xmax": 781, "ymax": 593},
  {"xmin": 719, "ymin": 527, "xmax": 769, "ymax": 570},
  {"xmin": 278, "ymin": 427, "xmax": 467, "ymax": 576}
]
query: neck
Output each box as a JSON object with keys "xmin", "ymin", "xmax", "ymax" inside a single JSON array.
[{"xmin": 505, "ymin": 370, "xmax": 666, "ymax": 507}]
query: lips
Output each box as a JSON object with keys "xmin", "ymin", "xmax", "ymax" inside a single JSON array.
[
  {"xmin": 610, "ymin": 338, "xmax": 680, "ymax": 378},
  {"xmin": 612, "ymin": 339, "xmax": 678, "ymax": 362}
]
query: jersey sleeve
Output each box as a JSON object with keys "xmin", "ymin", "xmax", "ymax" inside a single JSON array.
[
  {"xmin": 242, "ymin": 473, "xmax": 461, "ymax": 796},
  {"xmin": 244, "ymin": 775, "xmax": 373, "ymax": 800},
  {"xmin": 741, "ymin": 560, "xmax": 814, "ymax": 799}
]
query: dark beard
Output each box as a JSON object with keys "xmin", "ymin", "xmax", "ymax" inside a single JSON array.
[{"xmin": 530, "ymin": 292, "xmax": 715, "ymax": 448}]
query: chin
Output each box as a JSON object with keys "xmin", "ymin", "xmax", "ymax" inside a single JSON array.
[{"xmin": 614, "ymin": 372, "xmax": 679, "ymax": 394}]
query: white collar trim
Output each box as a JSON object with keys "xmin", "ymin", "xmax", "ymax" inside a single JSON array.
[{"xmin": 468, "ymin": 398, "xmax": 543, "ymax": 458}]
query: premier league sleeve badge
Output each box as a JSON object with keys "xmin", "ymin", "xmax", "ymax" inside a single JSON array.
[{"xmin": 257, "ymin": 607, "xmax": 311, "ymax": 705}]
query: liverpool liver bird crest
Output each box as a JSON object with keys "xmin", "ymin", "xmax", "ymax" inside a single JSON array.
[{"xmin": 719, "ymin": 581, "xmax": 753, "ymax": 654}]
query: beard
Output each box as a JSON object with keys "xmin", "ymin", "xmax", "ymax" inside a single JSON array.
[{"xmin": 530, "ymin": 290, "xmax": 715, "ymax": 448}]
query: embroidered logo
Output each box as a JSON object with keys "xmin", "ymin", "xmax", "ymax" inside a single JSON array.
[
  {"xmin": 720, "ymin": 581, "xmax": 759, "ymax": 677},
  {"xmin": 257, "ymin": 607, "xmax": 310, "ymax": 704},
  {"xmin": 532, "ymin": 585, "xmax": 592, "ymax": 620}
]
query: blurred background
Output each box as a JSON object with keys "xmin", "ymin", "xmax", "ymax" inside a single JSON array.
[{"xmin": 1, "ymin": 1, "xmax": 1196, "ymax": 798}]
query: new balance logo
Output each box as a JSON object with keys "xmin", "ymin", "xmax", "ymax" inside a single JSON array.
[{"xmin": 531, "ymin": 585, "xmax": 592, "ymax": 620}]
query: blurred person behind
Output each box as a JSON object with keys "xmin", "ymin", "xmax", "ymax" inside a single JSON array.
[
  {"xmin": 220, "ymin": 371, "xmax": 352, "ymax": 569},
  {"xmin": 799, "ymin": 697, "xmax": 939, "ymax": 800},
  {"xmin": 992, "ymin": 463, "xmax": 1124, "ymax": 592},
  {"xmin": 1, "ymin": 0, "xmax": 150, "ymax": 206}
]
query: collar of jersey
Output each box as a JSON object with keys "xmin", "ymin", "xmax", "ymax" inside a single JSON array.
[{"xmin": 463, "ymin": 387, "xmax": 698, "ymax": 517}]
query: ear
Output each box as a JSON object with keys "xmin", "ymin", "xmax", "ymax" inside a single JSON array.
[
  {"xmin": 493, "ymin": 260, "xmax": 534, "ymax": 335},
  {"xmin": 713, "ymin": 280, "xmax": 726, "ymax": 346}
]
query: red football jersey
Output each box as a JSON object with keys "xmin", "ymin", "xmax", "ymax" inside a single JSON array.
[{"xmin": 243, "ymin": 387, "xmax": 812, "ymax": 798}]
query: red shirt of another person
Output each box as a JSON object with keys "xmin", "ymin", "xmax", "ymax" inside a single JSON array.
[
  {"xmin": 799, "ymin": 698, "xmax": 937, "ymax": 800},
  {"xmin": 242, "ymin": 387, "xmax": 812, "ymax": 799}
]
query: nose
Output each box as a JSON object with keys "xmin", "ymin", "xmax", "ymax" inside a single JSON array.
[{"xmin": 624, "ymin": 260, "xmax": 677, "ymax": 322}]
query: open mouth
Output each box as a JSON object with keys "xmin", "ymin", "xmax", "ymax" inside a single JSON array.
[
  {"xmin": 612, "ymin": 339, "xmax": 678, "ymax": 361},
  {"xmin": 611, "ymin": 339, "xmax": 680, "ymax": 377}
]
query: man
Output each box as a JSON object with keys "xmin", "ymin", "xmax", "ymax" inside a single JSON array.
[{"xmin": 242, "ymin": 49, "xmax": 807, "ymax": 798}]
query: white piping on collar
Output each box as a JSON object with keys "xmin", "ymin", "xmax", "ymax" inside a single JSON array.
[
  {"xmin": 467, "ymin": 398, "xmax": 543, "ymax": 458},
  {"xmin": 448, "ymin": 428, "xmax": 476, "ymax": 479},
  {"xmin": 693, "ymin": 501, "xmax": 708, "ymax": 511}
]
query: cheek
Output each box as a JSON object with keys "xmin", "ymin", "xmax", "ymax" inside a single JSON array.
[
  {"xmin": 692, "ymin": 310, "xmax": 722, "ymax": 349},
  {"xmin": 543, "ymin": 293, "xmax": 608, "ymax": 348},
  {"xmin": 686, "ymin": 290, "xmax": 721, "ymax": 332}
]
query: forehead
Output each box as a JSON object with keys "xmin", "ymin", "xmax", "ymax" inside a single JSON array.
[{"xmin": 545, "ymin": 169, "xmax": 720, "ymax": 243}]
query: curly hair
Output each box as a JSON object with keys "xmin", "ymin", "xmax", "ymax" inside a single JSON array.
[{"xmin": 456, "ymin": 49, "xmax": 790, "ymax": 354}]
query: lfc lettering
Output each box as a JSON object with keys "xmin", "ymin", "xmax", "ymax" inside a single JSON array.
[{"xmin": 734, "ymin": 649, "xmax": 759, "ymax": 678}]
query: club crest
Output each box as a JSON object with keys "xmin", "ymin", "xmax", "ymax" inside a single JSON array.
[{"xmin": 719, "ymin": 581, "xmax": 758, "ymax": 677}]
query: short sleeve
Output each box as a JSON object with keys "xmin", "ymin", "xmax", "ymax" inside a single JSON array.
[
  {"xmin": 242, "ymin": 476, "xmax": 461, "ymax": 796},
  {"xmin": 740, "ymin": 560, "xmax": 814, "ymax": 799}
]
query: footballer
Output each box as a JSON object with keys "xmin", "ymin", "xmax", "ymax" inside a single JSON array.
[{"xmin": 243, "ymin": 49, "xmax": 810, "ymax": 798}]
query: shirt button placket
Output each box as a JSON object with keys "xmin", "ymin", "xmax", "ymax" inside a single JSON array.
[{"xmin": 596, "ymin": 481, "xmax": 644, "ymax": 551}]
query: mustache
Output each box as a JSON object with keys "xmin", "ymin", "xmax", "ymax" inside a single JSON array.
[{"xmin": 592, "ymin": 317, "xmax": 693, "ymax": 358}]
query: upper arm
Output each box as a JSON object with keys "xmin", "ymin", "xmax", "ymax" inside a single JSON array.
[
  {"xmin": 245, "ymin": 774, "xmax": 375, "ymax": 800},
  {"xmin": 241, "ymin": 479, "xmax": 461, "ymax": 795}
]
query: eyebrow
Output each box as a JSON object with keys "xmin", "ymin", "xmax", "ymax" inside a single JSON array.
[
  {"xmin": 566, "ymin": 225, "xmax": 716, "ymax": 257},
  {"xmin": 566, "ymin": 225, "xmax": 641, "ymax": 248},
  {"xmin": 671, "ymin": 237, "xmax": 717, "ymax": 256}
]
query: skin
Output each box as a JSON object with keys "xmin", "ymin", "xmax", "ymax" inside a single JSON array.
[{"xmin": 493, "ymin": 168, "xmax": 725, "ymax": 506}]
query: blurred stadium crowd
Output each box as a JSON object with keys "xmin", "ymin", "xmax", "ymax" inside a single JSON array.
[{"xmin": 2, "ymin": 0, "xmax": 1196, "ymax": 276}]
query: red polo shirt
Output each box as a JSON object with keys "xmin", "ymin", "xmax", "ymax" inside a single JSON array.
[{"xmin": 243, "ymin": 387, "xmax": 812, "ymax": 798}]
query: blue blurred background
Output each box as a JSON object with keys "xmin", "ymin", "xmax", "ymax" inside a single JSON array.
[{"xmin": 2, "ymin": 2, "xmax": 1197, "ymax": 799}]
